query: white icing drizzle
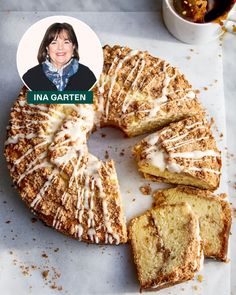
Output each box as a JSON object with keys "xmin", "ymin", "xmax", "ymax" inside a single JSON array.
[
  {"xmin": 30, "ymin": 169, "xmax": 58, "ymax": 208},
  {"xmin": 170, "ymin": 150, "xmax": 220, "ymax": 159},
  {"xmin": 104, "ymin": 49, "xmax": 139, "ymax": 118},
  {"xmin": 121, "ymin": 55, "xmax": 145, "ymax": 113},
  {"xmin": 167, "ymin": 136, "xmax": 210, "ymax": 151},
  {"xmin": 148, "ymin": 62, "xmax": 177, "ymax": 118},
  {"xmin": 143, "ymin": 119, "xmax": 220, "ymax": 176}
]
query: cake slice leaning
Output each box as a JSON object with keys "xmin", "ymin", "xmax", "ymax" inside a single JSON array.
[
  {"xmin": 133, "ymin": 115, "xmax": 221, "ymax": 190},
  {"xmin": 153, "ymin": 186, "xmax": 232, "ymax": 261},
  {"xmin": 129, "ymin": 203, "xmax": 203, "ymax": 292}
]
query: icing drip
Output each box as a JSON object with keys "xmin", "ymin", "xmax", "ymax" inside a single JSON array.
[
  {"xmin": 104, "ymin": 49, "xmax": 139, "ymax": 119},
  {"xmin": 143, "ymin": 119, "xmax": 220, "ymax": 176},
  {"xmin": 30, "ymin": 169, "xmax": 58, "ymax": 208}
]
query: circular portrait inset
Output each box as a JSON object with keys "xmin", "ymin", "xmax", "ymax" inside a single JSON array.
[{"xmin": 17, "ymin": 16, "xmax": 103, "ymax": 91}]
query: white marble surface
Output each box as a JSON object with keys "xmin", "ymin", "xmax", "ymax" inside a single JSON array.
[
  {"xmin": 0, "ymin": 0, "xmax": 161, "ymax": 11},
  {"xmin": 0, "ymin": 2, "xmax": 235, "ymax": 295}
]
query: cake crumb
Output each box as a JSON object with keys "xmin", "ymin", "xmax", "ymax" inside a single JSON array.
[
  {"xmin": 42, "ymin": 253, "xmax": 48, "ymax": 259},
  {"xmin": 42, "ymin": 270, "xmax": 49, "ymax": 280},
  {"xmin": 197, "ymin": 274, "xmax": 203, "ymax": 282},
  {"xmin": 186, "ymin": 56, "xmax": 191, "ymax": 60},
  {"xmin": 120, "ymin": 149, "xmax": 125, "ymax": 156},
  {"xmin": 54, "ymin": 248, "xmax": 59, "ymax": 252},
  {"xmin": 31, "ymin": 217, "xmax": 38, "ymax": 223},
  {"xmin": 50, "ymin": 283, "xmax": 57, "ymax": 289},
  {"xmin": 104, "ymin": 150, "xmax": 109, "ymax": 159},
  {"xmin": 101, "ymin": 133, "xmax": 106, "ymax": 138},
  {"xmin": 139, "ymin": 184, "xmax": 152, "ymax": 195},
  {"xmin": 132, "ymin": 198, "xmax": 136, "ymax": 202},
  {"xmin": 193, "ymin": 285, "xmax": 198, "ymax": 291},
  {"xmin": 5, "ymin": 220, "xmax": 11, "ymax": 224},
  {"xmin": 233, "ymin": 208, "xmax": 236, "ymax": 218},
  {"xmin": 203, "ymin": 86, "xmax": 208, "ymax": 91}
]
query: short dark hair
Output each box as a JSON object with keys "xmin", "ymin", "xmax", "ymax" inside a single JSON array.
[{"xmin": 37, "ymin": 22, "xmax": 79, "ymax": 63}]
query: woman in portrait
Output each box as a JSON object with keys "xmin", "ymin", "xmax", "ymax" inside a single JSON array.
[{"xmin": 23, "ymin": 22, "xmax": 96, "ymax": 91}]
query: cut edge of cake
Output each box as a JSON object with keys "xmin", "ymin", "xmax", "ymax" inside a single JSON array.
[
  {"xmin": 129, "ymin": 202, "xmax": 203, "ymax": 291},
  {"xmin": 153, "ymin": 185, "xmax": 232, "ymax": 261}
]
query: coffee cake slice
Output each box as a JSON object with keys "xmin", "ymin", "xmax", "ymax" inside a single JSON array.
[
  {"xmin": 93, "ymin": 45, "xmax": 203, "ymax": 137},
  {"xmin": 129, "ymin": 203, "xmax": 203, "ymax": 291},
  {"xmin": 133, "ymin": 115, "xmax": 221, "ymax": 190},
  {"xmin": 153, "ymin": 186, "xmax": 232, "ymax": 261}
]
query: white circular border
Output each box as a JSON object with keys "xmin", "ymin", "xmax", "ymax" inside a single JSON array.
[{"xmin": 17, "ymin": 15, "xmax": 103, "ymax": 89}]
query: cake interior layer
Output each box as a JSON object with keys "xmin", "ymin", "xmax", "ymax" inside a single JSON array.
[
  {"xmin": 153, "ymin": 187, "xmax": 231, "ymax": 260},
  {"xmin": 140, "ymin": 164, "xmax": 214, "ymax": 190},
  {"xmin": 129, "ymin": 204, "xmax": 199, "ymax": 289}
]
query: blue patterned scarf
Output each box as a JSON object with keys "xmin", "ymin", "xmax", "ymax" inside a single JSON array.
[{"xmin": 42, "ymin": 58, "xmax": 79, "ymax": 91}]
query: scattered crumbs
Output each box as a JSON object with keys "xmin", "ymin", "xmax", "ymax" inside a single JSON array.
[
  {"xmin": 186, "ymin": 56, "xmax": 191, "ymax": 60},
  {"xmin": 218, "ymin": 54, "xmax": 222, "ymax": 58},
  {"xmin": 101, "ymin": 133, "xmax": 106, "ymax": 138},
  {"xmin": 5, "ymin": 220, "xmax": 11, "ymax": 224},
  {"xmin": 42, "ymin": 253, "xmax": 48, "ymax": 259},
  {"xmin": 195, "ymin": 89, "xmax": 200, "ymax": 94},
  {"xmin": 139, "ymin": 184, "xmax": 152, "ymax": 195},
  {"xmin": 203, "ymin": 86, "xmax": 208, "ymax": 91},
  {"xmin": 233, "ymin": 25, "xmax": 236, "ymax": 33},
  {"xmin": 132, "ymin": 198, "xmax": 136, "ymax": 202},
  {"xmin": 126, "ymin": 190, "xmax": 131, "ymax": 194},
  {"xmin": 50, "ymin": 283, "xmax": 57, "ymax": 289},
  {"xmin": 120, "ymin": 149, "xmax": 125, "ymax": 156},
  {"xmin": 222, "ymin": 26, "xmax": 227, "ymax": 33},
  {"xmin": 219, "ymin": 132, "xmax": 223, "ymax": 138},
  {"xmin": 193, "ymin": 285, "xmax": 198, "ymax": 291},
  {"xmin": 182, "ymin": 10, "xmax": 187, "ymax": 15},
  {"xmin": 214, "ymin": 79, "xmax": 218, "ymax": 83},
  {"xmin": 31, "ymin": 217, "xmax": 38, "ymax": 223},
  {"xmin": 33, "ymin": 238, "xmax": 36, "ymax": 241},
  {"xmin": 9, "ymin": 251, "xmax": 13, "ymax": 255},
  {"xmin": 54, "ymin": 248, "xmax": 59, "ymax": 253},
  {"xmin": 3, "ymin": 200, "xmax": 7, "ymax": 204},
  {"xmin": 42, "ymin": 270, "xmax": 49, "ymax": 280},
  {"xmin": 20, "ymin": 265, "xmax": 30, "ymax": 276},
  {"xmin": 181, "ymin": 288, "xmax": 185, "ymax": 291},
  {"xmin": 104, "ymin": 150, "xmax": 109, "ymax": 159},
  {"xmin": 31, "ymin": 265, "xmax": 37, "ymax": 270},
  {"xmin": 190, "ymin": 48, "xmax": 194, "ymax": 52},
  {"xmin": 197, "ymin": 274, "xmax": 203, "ymax": 283},
  {"xmin": 210, "ymin": 117, "xmax": 215, "ymax": 126}
]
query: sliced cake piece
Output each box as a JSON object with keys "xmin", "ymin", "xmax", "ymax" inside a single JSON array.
[
  {"xmin": 93, "ymin": 45, "xmax": 203, "ymax": 137},
  {"xmin": 133, "ymin": 115, "xmax": 221, "ymax": 190},
  {"xmin": 129, "ymin": 203, "xmax": 203, "ymax": 291},
  {"xmin": 153, "ymin": 186, "xmax": 232, "ymax": 261}
]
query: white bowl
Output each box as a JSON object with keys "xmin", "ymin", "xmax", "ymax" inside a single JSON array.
[{"xmin": 162, "ymin": 0, "xmax": 225, "ymax": 44}]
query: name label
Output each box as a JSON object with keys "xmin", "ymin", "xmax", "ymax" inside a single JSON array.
[{"xmin": 27, "ymin": 91, "xmax": 93, "ymax": 104}]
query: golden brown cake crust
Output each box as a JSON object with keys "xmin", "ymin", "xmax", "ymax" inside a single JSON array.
[
  {"xmin": 133, "ymin": 115, "xmax": 221, "ymax": 190},
  {"xmin": 153, "ymin": 186, "xmax": 232, "ymax": 261}
]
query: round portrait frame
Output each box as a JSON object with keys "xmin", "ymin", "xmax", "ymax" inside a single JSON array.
[{"xmin": 17, "ymin": 15, "xmax": 103, "ymax": 91}]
